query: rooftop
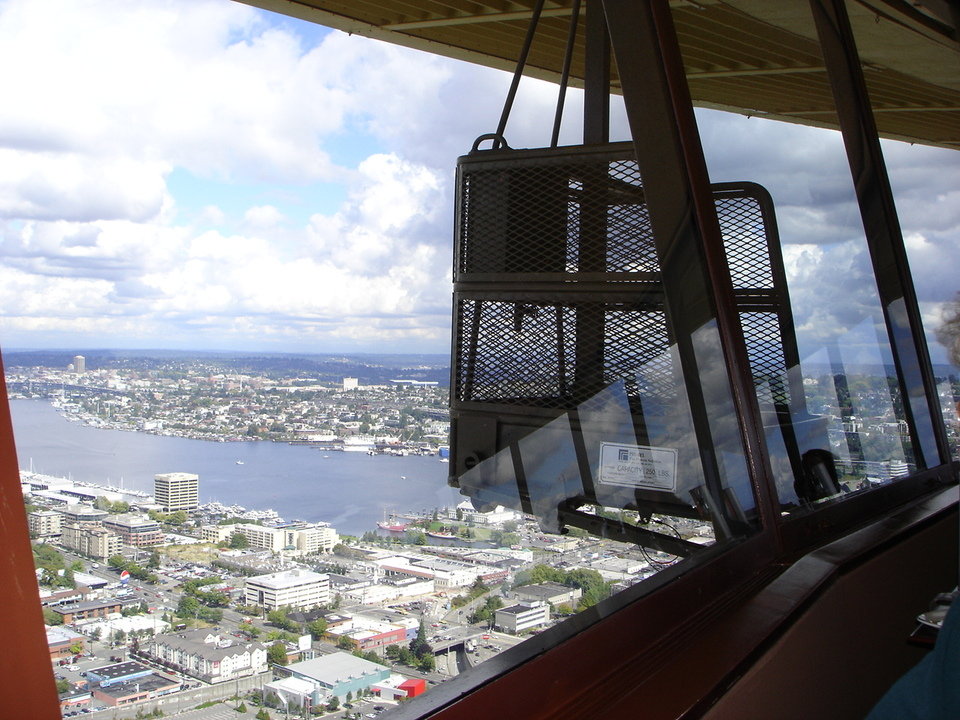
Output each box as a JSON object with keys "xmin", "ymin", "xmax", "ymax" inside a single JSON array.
[
  {"xmin": 286, "ymin": 652, "xmax": 388, "ymax": 686},
  {"xmin": 247, "ymin": 568, "xmax": 329, "ymax": 589}
]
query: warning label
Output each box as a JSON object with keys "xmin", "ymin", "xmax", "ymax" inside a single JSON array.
[{"xmin": 597, "ymin": 442, "xmax": 678, "ymax": 492}]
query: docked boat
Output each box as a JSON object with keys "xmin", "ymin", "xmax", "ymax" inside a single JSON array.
[
  {"xmin": 425, "ymin": 530, "xmax": 458, "ymax": 540},
  {"xmin": 377, "ymin": 520, "xmax": 410, "ymax": 532}
]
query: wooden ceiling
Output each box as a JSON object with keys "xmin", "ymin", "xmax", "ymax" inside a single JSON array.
[{"xmin": 237, "ymin": 0, "xmax": 960, "ymax": 149}]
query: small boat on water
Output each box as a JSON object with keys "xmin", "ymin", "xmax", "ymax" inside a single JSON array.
[
  {"xmin": 426, "ymin": 530, "xmax": 458, "ymax": 540},
  {"xmin": 235, "ymin": 460, "xmax": 244, "ymax": 465}
]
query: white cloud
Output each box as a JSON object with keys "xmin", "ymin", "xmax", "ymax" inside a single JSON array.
[{"xmin": 0, "ymin": 0, "xmax": 954, "ymax": 359}]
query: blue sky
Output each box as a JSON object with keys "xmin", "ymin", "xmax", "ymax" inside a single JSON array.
[{"xmin": 0, "ymin": 0, "xmax": 956, "ymax": 365}]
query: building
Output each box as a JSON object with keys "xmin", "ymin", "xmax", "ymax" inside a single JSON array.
[
  {"xmin": 146, "ymin": 629, "xmax": 268, "ymax": 684},
  {"xmin": 292, "ymin": 523, "xmax": 339, "ymax": 554},
  {"xmin": 201, "ymin": 522, "xmax": 337, "ymax": 555},
  {"xmin": 263, "ymin": 676, "xmax": 318, "ymax": 711},
  {"xmin": 494, "ymin": 601, "xmax": 550, "ymax": 635},
  {"xmin": 245, "ymin": 568, "xmax": 330, "ymax": 611},
  {"xmin": 342, "ymin": 377, "xmax": 359, "ymax": 391},
  {"xmin": 102, "ymin": 514, "xmax": 163, "ymax": 547},
  {"xmin": 28, "ymin": 510, "xmax": 62, "ymax": 538},
  {"xmin": 515, "ymin": 582, "xmax": 582, "ymax": 609},
  {"xmin": 282, "ymin": 652, "xmax": 390, "ymax": 701},
  {"xmin": 153, "ymin": 472, "xmax": 199, "ymax": 512},
  {"xmin": 49, "ymin": 599, "xmax": 123, "ymax": 625},
  {"xmin": 54, "ymin": 504, "xmax": 108, "ymax": 525},
  {"xmin": 59, "ymin": 522, "xmax": 121, "ymax": 560},
  {"xmin": 323, "ymin": 615, "xmax": 411, "ymax": 652},
  {"xmin": 455, "ymin": 500, "xmax": 523, "ymax": 527},
  {"xmin": 45, "ymin": 625, "xmax": 85, "ymax": 661},
  {"xmin": 72, "ymin": 355, "xmax": 85, "ymax": 373},
  {"xmin": 86, "ymin": 661, "xmax": 180, "ymax": 707}
]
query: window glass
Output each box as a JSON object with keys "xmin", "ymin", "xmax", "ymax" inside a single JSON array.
[
  {"xmin": 450, "ymin": 142, "xmax": 761, "ymax": 609},
  {"xmin": 697, "ymin": 108, "xmax": 943, "ymax": 512}
]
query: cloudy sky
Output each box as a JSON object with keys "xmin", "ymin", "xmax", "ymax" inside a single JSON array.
[{"xmin": 0, "ymin": 0, "xmax": 956, "ymax": 363}]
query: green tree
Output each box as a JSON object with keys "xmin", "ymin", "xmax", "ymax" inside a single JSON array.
[
  {"xmin": 228, "ymin": 532, "xmax": 249, "ymax": 549},
  {"xmin": 177, "ymin": 595, "xmax": 201, "ymax": 618},
  {"xmin": 42, "ymin": 607, "xmax": 63, "ymax": 626},
  {"xmin": 55, "ymin": 678, "xmax": 71, "ymax": 694},
  {"xmin": 307, "ymin": 618, "xmax": 328, "ymax": 640},
  {"xmin": 417, "ymin": 653, "xmax": 436, "ymax": 672},
  {"xmin": 267, "ymin": 641, "xmax": 288, "ymax": 666}
]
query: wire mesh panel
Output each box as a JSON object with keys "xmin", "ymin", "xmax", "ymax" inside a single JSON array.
[
  {"xmin": 456, "ymin": 145, "xmax": 658, "ymax": 280},
  {"xmin": 454, "ymin": 295, "xmax": 673, "ymax": 410},
  {"xmin": 453, "ymin": 145, "xmax": 796, "ymax": 416},
  {"xmin": 449, "ymin": 143, "xmax": 801, "ymax": 536}
]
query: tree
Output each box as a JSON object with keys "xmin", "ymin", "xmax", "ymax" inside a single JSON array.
[
  {"xmin": 55, "ymin": 678, "xmax": 71, "ymax": 695},
  {"xmin": 337, "ymin": 635, "xmax": 356, "ymax": 650},
  {"xmin": 417, "ymin": 653, "xmax": 436, "ymax": 672},
  {"xmin": 146, "ymin": 551, "xmax": 161, "ymax": 569},
  {"xmin": 267, "ymin": 641, "xmax": 288, "ymax": 666},
  {"xmin": 326, "ymin": 697, "xmax": 340, "ymax": 712},
  {"xmin": 177, "ymin": 595, "xmax": 201, "ymax": 618},
  {"xmin": 228, "ymin": 532, "xmax": 249, "ymax": 549},
  {"xmin": 42, "ymin": 607, "xmax": 63, "ymax": 626},
  {"xmin": 307, "ymin": 617, "xmax": 328, "ymax": 640}
]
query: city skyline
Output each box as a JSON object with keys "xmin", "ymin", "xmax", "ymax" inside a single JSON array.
[{"xmin": 0, "ymin": 0, "xmax": 955, "ymax": 362}]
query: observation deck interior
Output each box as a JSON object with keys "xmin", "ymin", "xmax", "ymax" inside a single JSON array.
[{"xmin": 1, "ymin": 1, "xmax": 958, "ymax": 718}]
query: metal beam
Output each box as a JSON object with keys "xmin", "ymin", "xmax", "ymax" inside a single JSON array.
[
  {"xmin": 600, "ymin": 0, "xmax": 782, "ymax": 545},
  {"xmin": 384, "ymin": 6, "xmax": 580, "ymax": 31}
]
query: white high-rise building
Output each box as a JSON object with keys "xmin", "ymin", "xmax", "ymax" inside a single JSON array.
[
  {"xmin": 72, "ymin": 355, "xmax": 85, "ymax": 373},
  {"xmin": 342, "ymin": 377, "xmax": 359, "ymax": 391},
  {"xmin": 154, "ymin": 472, "xmax": 199, "ymax": 512}
]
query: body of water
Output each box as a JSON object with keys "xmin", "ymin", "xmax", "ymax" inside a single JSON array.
[{"xmin": 10, "ymin": 399, "xmax": 461, "ymax": 536}]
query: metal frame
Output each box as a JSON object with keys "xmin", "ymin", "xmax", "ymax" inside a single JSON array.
[{"xmin": 412, "ymin": 1, "xmax": 958, "ymax": 718}]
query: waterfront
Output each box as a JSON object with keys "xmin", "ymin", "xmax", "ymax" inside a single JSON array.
[{"xmin": 9, "ymin": 398, "xmax": 460, "ymax": 536}]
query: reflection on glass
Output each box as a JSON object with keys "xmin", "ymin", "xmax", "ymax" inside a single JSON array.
[
  {"xmin": 936, "ymin": 378, "xmax": 960, "ymax": 462},
  {"xmin": 458, "ymin": 343, "xmax": 761, "ymax": 578}
]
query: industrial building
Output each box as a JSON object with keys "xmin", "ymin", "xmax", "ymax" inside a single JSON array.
[{"xmin": 280, "ymin": 652, "xmax": 391, "ymax": 702}]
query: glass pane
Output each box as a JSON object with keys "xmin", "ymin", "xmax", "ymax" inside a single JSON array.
[{"xmin": 451, "ymin": 142, "xmax": 761, "ymax": 602}]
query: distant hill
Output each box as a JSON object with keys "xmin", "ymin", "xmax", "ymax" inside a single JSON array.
[{"xmin": 1, "ymin": 348, "xmax": 451, "ymax": 386}]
